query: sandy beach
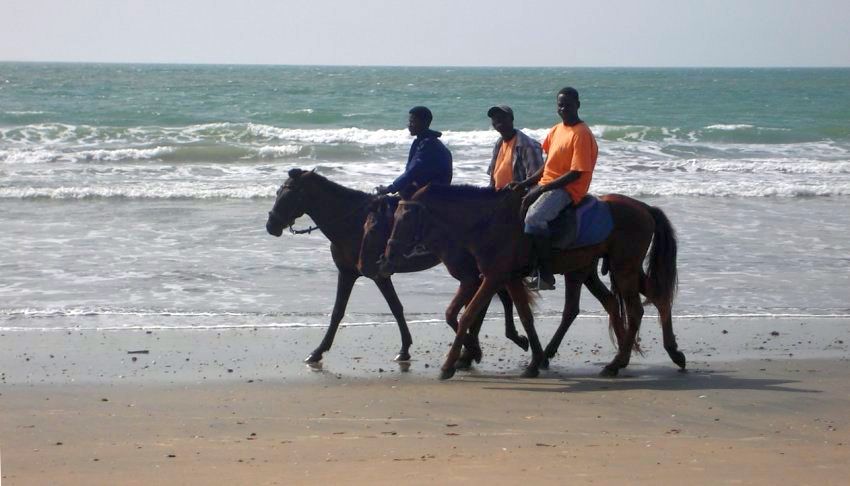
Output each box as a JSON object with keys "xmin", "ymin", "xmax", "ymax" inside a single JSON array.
[{"xmin": 2, "ymin": 317, "xmax": 849, "ymax": 484}]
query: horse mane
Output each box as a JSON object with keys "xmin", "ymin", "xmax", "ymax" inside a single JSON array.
[{"xmin": 298, "ymin": 169, "xmax": 371, "ymax": 201}]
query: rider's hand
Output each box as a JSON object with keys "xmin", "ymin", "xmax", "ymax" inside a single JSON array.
[
  {"xmin": 521, "ymin": 185, "xmax": 544, "ymax": 212},
  {"xmin": 374, "ymin": 185, "xmax": 390, "ymax": 195}
]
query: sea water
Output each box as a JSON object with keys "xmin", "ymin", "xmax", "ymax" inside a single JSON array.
[{"xmin": 1, "ymin": 63, "xmax": 849, "ymax": 334}]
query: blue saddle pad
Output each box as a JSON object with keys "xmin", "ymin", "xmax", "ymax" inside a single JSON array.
[{"xmin": 551, "ymin": 195, "xmax": 614, "ymax": 249}]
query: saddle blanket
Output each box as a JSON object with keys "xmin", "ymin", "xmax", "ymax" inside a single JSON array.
[{"xmin": 550, "ymin": 195, "xmax": 614, "ymax": 249}]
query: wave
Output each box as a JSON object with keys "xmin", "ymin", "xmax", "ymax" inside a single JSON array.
[{"xmin": 2, "ymin": 307, "xmax": 848, "ymax": 332}]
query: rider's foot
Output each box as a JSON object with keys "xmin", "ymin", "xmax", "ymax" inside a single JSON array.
[{"xmin": 526, "ymin": 270, "xmax": 556, "ymax": 291}]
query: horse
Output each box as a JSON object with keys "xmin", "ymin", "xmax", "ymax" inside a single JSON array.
[
  {"xmin": 357, "ymin": 195, "xmax": 529, "ymax": 369},
  {"xmin": 265, "ymin": 168, "xmax": 526, "ymax": 365},
  {"xmin": 381, "ymin": 184, "xmax": 683, "ymax": 380},
  {"xmin": 360, "ymin": 194, "xmax": 633, "ymax": 370}
]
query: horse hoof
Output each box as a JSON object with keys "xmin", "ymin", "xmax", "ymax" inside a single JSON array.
[
  {"xmin": 521, "ymin": 367, "xmax": 539, "ymax": 378},
  {"xmin": 672, "ymin": 351, "xmax": 687, "ymax": 370},
  {"xmin": 394, "ymin": 352, "xmax": 411, "ymax": 362},
  {"xmin": 439, "ymin": 368, "xmax": 456, "ymax": 380},
  {"xmin": 599, "ymin": 366, "xmax": 619, "ymax": 377},
  {"xmin": 304, "ymin": 353, "xmax": 322, "ymax": 364}
]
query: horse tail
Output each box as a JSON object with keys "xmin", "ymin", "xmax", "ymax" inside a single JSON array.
[{"xmin": 646, "ymin": 205, "xmax": 678, "ymax": 310}]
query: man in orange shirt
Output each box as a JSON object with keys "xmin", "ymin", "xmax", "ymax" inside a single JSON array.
[
  {"xmin": 486, "ymin": 105, "xmax": 544, "ymax": 190},
  {"xmin": 513, "ymin": 87, "xmax": 598, "ymax": 290}
]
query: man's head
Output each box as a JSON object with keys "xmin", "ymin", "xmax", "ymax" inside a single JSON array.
[
  {"xmin": 556, "ymin": 87, "xmax": 580, "ymax": 124},
  {"xmin": 408, "ymin": 106, "xmax": 433, "ymax": 136},
  {"xmin": 487, "ymin": 105, "xmax": 515, "ymax": 139}
]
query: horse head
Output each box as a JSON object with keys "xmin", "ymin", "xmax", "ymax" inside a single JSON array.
[
  {"xmin": 379, "ymin": 185, "xmax": 431, "ymax": 275},
  {"xmin": 266, "ymin": 168, "xmax": 312, "ymax": 237},
  {"xmin": 357, "ymin": 196, "xmax": 397, "ymax": 278}
]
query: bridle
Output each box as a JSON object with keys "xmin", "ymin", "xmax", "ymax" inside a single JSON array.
[{"xmin": 268, "ymin": 183, "xmax": 372, "ymax": 236}]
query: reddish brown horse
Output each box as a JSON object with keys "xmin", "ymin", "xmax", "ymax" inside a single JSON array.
[
  {"xmin": 381, "ymin": 184, "xmax": 683, "ymax": 380},
  {"xmin": 360, "ymin": 195, "xmax": 630, "ymax": 370},
  {"xmin": 265, "ymin": 168, "xmax": 527, "ymax": 365}
]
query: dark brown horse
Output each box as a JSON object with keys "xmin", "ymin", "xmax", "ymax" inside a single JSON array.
[
  {"xmin": 381, "ymin": 184, "xmax": 683, "ymax": 380},
  {"xmin": 360, "ymin": 195, "xmax": 631, "ymax": 370},
  {"xmin": 357, "ymin": 196, "xmax": 529, "ymax": 369},
  {"xmin": 265, "ymin": 168, "xmax": 525, "ymax": 364}
]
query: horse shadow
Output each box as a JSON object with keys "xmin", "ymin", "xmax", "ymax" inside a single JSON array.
[{"xmin": 459, "ymin": 364, "xmax": 821, "ymax": 395}]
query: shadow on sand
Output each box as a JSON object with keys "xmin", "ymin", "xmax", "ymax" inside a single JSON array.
[{"xmin": 456, "ymin": 364, "xmax": 821, "ymax": 395}]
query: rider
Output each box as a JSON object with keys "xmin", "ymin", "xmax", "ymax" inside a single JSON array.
[
  {"xmin": 486, "ymin": 105, "xmax": 544, "ymax": 190},
  {"xmin": 375, "ymin": 106, "xmax": 453, "ymax": 195},
  {"xmin": 512, "ymin": 87, "xmax": 598, "ymax": 290}
]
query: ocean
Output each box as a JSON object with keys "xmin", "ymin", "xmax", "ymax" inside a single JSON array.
[{"xmin": 1, "ymin": 63, "xmax": 849, "ymax": 335}]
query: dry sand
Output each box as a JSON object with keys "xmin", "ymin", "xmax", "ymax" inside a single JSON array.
[{"xmin": 2, "ymin": 318, "xmax": 850, "ymax": 484}]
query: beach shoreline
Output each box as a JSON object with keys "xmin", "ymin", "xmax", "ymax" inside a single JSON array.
[{"xmin": 2, "ymin": 317, "xmax": 850, "ymax": 484}]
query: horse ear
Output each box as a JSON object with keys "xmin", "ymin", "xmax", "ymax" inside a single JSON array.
[{"xmin": 288, "ymin": 168, "xmax": 304, "ymax": 178}]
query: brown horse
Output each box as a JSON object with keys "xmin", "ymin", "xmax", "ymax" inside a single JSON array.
[
  {"xmin": 381, "ymin": 184, "xmax": 683, "ymax": 380},
  {"xmin": 360, "ymin": 195, "xmax": 631, "ymax": 370},
  {"xmin": 265, "ymin": 168, "xmax": 525, "ymax": 364},
  {"xmin": 357, "ymin": 196, "xmax": 529, "ymax": 369}
]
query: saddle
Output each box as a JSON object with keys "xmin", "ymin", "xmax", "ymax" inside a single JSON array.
[{"xmin": 549, "ymin": 195, "xmax": 614, "ymax": 249}]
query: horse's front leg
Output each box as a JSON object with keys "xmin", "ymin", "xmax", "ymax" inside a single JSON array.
[
  {"xmin": 305, "ymin": 270, "xmax": 358, "ymax": 364},
  {"xmin": 440, "ymin": 278, "xmax": 500, "ymax": 380},
  {"xmin": 543, "ymin": 270, "xmax": 587, "ymax": 363},
  {"xmin": 496, "ymin": 287, "xmax": 528, "ymax": 351},
  {"xmin": 374, "ymin": 277, "xmax": 413, "ymax": 361},
  {"xmin": 504, "ymin": 279, "xmax": 545, "ymax": 378},
  {"xmin": 445, "ymin": 280, "xmax": 481, "ymax": 370}
]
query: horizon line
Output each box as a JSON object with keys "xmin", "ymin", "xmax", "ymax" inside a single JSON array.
[{"xmin": 1, "ymin": 59, "xmax": 849, "ymax": 69}]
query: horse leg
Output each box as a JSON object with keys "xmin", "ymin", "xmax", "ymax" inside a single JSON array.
[
  {"xmin": 657, "ymin": 298, "xmax": 686, "ymax": 370},
  {"xmin": 457, "ymin": 294, "xmax": 490, "ymax": 369},
  {"xmin": 584, "ymin": 268, "xmax": 625, "ymax": 350},
  {"xmin": 443, "ymin": 280, "xmax": 479, "ymax": 369},
  {"xmin": 374, "ymin": 277, "xmax": 413, "ymax": 362},
  {"xmin": 497, "ymin": 287, "xmax": 529, "ymax": 351},
  {"xmin": 640, "ymin": 272, "xmax": 685, "ymax": 370},
  {"xmin": 504, "ymin": 279, "xmax": 546, "ymax": 378},
  {"xmin": 305, "ymin": 270, "xmax": 358, "ymax": 363},
  {"xmin": 543, "ymin": 270, "xmax": 587, "ymax": 363},
  {"xmin": 601, "ymin": 273, "xmax": 644, "ymax": 377},
  {"xmin": 440, "ymin": 278, "xmax": 500, "ymax": 380}
]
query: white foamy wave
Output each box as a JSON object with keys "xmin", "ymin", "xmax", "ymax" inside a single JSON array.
[
  {"xmin": 0, "ymin": 146, "xmax": 175, "ymax": 164},
  {"xmin": 5, "ymin": 110, "xmax": 47, "ymax": 116},
  {"xmin": 255, "ymin": 144, "xmax": 303, "ymax": 158},
  {"xmin": 705, "ymin": 124, "xmax": 756, "ymax": 131},
  {"xmin": 0, "ymin": 183, "xmax": 279, "ymax": 200}
]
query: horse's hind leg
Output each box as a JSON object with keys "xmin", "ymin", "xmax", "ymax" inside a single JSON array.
[
  {"xmin": 657, "ymin": 299, "xmax": 686, "ymax": 370},
  {"xmin": 641, "ymin": 272, "xmax": 685, "ymax": 370},
  {"xmin": 374, "ymin": 277, "xmax": 413, "ymax": 361},
  {"xmin": 445, "ymin": 280, "xmax": 481, "ymax": 370},
  {"xmin": 584, "ymin": 265, "xmax": 625, "ymax": 350},
  {"xmin": 497, "ymin": 288, "xmax": 529, "ymax": 351},
  {"xmin": 306, "ymin": 270, "xmax": 358, "ymax": 364},
  {"xmin": 543, "ymin": 270, "xmax": 587, "ymax": 363},
  {"xmin": 457, "ymin": 290, "xmax": 490, "ymax": 369},
  {"xmin": 602, "ymin": 273, "xmax": 643, "ymax": 377}
]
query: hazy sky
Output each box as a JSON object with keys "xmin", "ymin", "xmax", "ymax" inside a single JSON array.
[{"xmin": 3, "ymin": 0, "xmax": 849, "ymax": 67}]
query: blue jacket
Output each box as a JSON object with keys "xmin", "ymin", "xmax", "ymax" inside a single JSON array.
[{"xmin": 387, "ymin": 129, "xmax": 453, "ymax": 193}]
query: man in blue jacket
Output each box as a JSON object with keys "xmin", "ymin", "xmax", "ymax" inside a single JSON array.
[{"xmin": 375, "ymin": 106, "xmax": 453, "ymax": 195}]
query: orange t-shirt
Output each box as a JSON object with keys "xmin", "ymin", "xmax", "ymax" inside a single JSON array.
[
  {"xmin": 492, "ymin": 137, "xmax": 517, "ymax": 190},
  {"xmin": 539, "ymin": 122, "xmax": 598, "ymax": 204}
]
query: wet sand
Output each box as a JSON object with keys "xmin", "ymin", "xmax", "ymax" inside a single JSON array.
[{"xmin": 1, "ymin": 318, "xmax": 850, "ymax": 484}]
